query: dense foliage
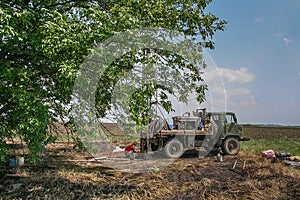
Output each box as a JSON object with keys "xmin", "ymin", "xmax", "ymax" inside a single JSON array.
[{"xmin": 0, "ymin": 0, "xmax": 226, "ymax": 161}]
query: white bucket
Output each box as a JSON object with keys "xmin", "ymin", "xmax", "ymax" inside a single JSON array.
[{"xmin": 17, "ymin": 156, "xmax": 25, "ymax": 167}]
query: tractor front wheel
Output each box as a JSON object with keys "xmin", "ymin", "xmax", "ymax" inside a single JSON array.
[
  {"xmin": 221, "ymin": 137, "xmax": 240, "ymax": 155},
  {"xmin": 163, "ymin": 138, "xmax": 184, "ymax": 158}
]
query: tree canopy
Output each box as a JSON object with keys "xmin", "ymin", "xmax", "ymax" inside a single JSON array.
[{"xmin": 0, "ymin": 0, "xmax": 226, "ymax": 161}]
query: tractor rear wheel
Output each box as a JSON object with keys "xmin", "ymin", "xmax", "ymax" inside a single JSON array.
[
  {"xmin": 163, "ymin": 138, "xmax": 184, "ymax": 158},
  {"xmin": 221, "ymin": 137, "xmax": 240, "ymax": 155}
]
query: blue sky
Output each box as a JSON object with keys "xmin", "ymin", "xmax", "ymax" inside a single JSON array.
[{"xmin": 202, "ymin": 0, "xmax": 300, "ymax": 125}]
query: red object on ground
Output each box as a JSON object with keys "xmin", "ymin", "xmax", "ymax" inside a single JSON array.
[{"xmin": 125, "ymin": 143, "xmax": 135, "ymax": 153}]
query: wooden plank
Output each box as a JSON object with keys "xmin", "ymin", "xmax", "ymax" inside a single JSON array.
[{"xmin": 284, "ymin": 160, "xmax": 300, "ymax": 168}]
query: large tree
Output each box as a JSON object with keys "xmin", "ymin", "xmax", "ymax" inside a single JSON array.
[{"xmin": 0, "ymin": 0, "xmax": 226, "ymax": 161}]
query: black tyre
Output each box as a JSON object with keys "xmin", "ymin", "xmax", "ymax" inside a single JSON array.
[
  {"xmin": 221, "ymin": 137, "xmax": 240, "ymax": 155},
  {"xmin": 163, "ymin": 138, "xmax": 184, "ymax": 158}
]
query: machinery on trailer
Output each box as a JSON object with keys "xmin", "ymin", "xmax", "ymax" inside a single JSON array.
[{"xmin": 140, "ymin": 108, "xmax": 249, "ymax": 158}]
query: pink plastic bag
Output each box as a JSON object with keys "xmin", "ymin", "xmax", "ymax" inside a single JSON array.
[{"xmin": 261, "ymin": 150, "xmax": 275, "ymax": 158}]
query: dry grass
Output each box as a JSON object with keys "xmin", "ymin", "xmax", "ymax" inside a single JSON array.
[{"xmin": 1, "ymin": 126, "xmax": 300, "ymax": 199}]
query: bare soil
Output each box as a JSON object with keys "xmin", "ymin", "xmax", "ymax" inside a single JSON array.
[
  {"xmin": 1, "ymin": 126, "xmax": 300, "ymax": 200},
  {"xmin": 243, "ymin": 125, "xmax": 300, "ymax": 139}
]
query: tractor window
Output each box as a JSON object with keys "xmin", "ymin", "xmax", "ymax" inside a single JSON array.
[
  {"xmin": 226, "ymin": 114, "xmax": 235, "ymax": 123},
  {"xmin": 211, "ymin": 114, "xmax": 225, "ymax": 121},
  {"xmin": 211, "ymin": 115, "xmax": 219, "ymax": 121}
]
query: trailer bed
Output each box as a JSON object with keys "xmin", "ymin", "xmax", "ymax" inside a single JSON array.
[{"xmin": 160, "ymin": 129, "xmax": 213, "ymax": 136}]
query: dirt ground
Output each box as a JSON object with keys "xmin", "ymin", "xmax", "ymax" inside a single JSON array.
[
  {"xmin": 243, "ymin": 125, "xmax": 300, "ymax": 139},
  {"xmin": 1, "ymin": 126, "xmax": 300, "ymax": 200}
]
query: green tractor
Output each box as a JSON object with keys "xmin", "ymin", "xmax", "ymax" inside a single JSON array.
[{"xmin": 140, "ymin": 108, "xmax": 249, "ymax": 158}]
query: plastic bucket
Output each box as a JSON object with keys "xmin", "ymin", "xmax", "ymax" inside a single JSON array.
[
  {"xmin": 9, "ymin": 158, "xmax": 18, "ymax": 167},
  {"xmin": 17, "ymin": 156, "xmax": 24, "ymax": 167}
]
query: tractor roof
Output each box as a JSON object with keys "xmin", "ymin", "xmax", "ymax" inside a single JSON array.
[{"xmin": 207, "ymin": 111, "xmax": 236, "ymax": 115}]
